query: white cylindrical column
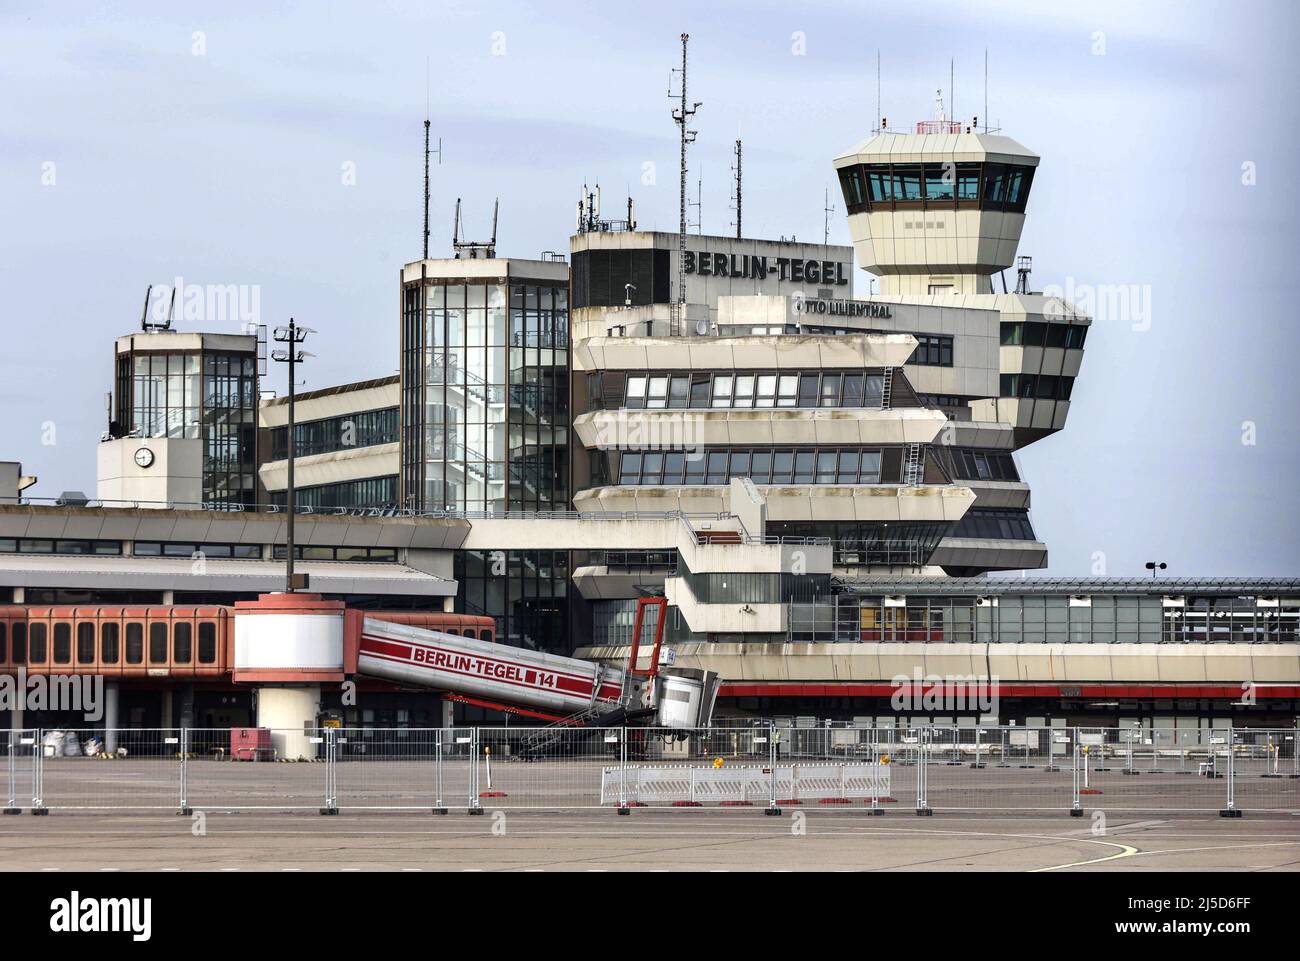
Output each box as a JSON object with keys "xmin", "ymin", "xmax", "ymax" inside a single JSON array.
[{"xmin": 256, "ymin": 686, "xmax": 322, "ymax": 760}]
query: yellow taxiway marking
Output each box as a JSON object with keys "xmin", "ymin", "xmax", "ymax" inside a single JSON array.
[{"xmin": 1030, "ymin": 839, "xmax": 1140, "ymax": 872}]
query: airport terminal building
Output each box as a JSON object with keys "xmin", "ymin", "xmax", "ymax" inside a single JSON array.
[{"xmin": 1, "ymin": 107, "xmax": 1297, "ymax": 736}]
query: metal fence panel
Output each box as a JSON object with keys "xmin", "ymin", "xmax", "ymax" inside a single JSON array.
[
  {"xmin": 920, "ymin": 727, "xmax": 1073, "ymax": 812},
  {"xmin": 1071, "ymin": 726, "xmax": 1231, "ymax": 813},
  {"xmin": 184, "ymin": 727, "xmax": 327, "ymax": 810},
  {"xmin": 477, "ymin": 726, "xmax": 626, "ymax": 809},
  {"xmin": 329, "ymin": 727, "xmax": 475, "ymax": 811},
  {"xmin": 5, "ymin": 723, "xmax": 1295, "ymax": 816},
  {"xmin": 4, "ymin": 729, "xmax": 38, "ymax": 813},
  {"xmin": 35, "ymin": 728, "xmax": 182, "ymax": 811},
  {"xmin": 1231, "ymin": 728, "xmax": 1300, "ymax": 814}
]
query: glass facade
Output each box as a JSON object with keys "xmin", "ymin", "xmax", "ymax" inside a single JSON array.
[
  {"xmin": 592, "ymin": 597, "xmax": 660, "ymax": 649},
  {"xmin": 950, "ymin": 509, "xmax": 1037, "ymax": 541},
  {"xmin": 1001, "ymin": 321, "xmax": 1088, "ymax": 349},
  {"xmin": 114, "ymin": 348, "xmax": 257, "ymax": 509},
  {"xmin": 929, "ymin": 447, "xmax": 1019, "ymax": 482},
  {"xmin": 270, "ymin": 407, "xmax": 398, "ymax": 460},
  {"xmin": 609, "ymin": 447, "xmax": 889, "ymax": 487},
  {"xmin": 270, "ymin": 475, "xmax": 397, "ymax": 510},
  {"xmin": 768, "ymin": 520, "xmax": 951, "ymax": 567},
  {"xmin": 782, "ymin": 593, "xmax": 1300, "ymax": 645},
  {"xmin": 590, "ymin": 592, "xmax": 1300, "ymax": 646},
  {"xmin": 202, "ymin": 353, "xmax": 257, "ymax": 507},
  {"xmin": 838, "ymin": 160, "xmax": 1035, "ymax": 215},
  {"xmin": 454, "ymin": 549, "xmax": 569, "ymax": 653},
  {"xmin": 680, "ymin": 570, "xmax": 833, "ymax": 604},
  {"xmin": 587, "ymin": 369, "xmax": 902, "ymax": 412},
  {"xmin": 402, "ymin": 277, "xmax": 568, "ymax": 513}
]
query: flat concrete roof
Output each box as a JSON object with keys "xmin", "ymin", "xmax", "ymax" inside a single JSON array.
[{"xmin": 0, "ymin": 554, "xmax": 455, "ymax": 596}]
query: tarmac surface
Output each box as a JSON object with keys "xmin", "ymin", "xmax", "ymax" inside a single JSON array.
[
  {"xmin": 3, "ymin": 753, "xmax": 1297, "ymax": 871},
  {"xmin": 1, "ymin": 811, "xmax": 1298, "ymax": 872}
]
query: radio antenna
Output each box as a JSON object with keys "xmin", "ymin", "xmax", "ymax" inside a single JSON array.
[
  {"xmin": 670, "ymin": 32, "xmax": 700, "ymax": 336},
  {"xmin": 452, "ymin": 197, "xmax": 498, "ymax": 259},
  {"xmin": 876, "ymin": 50, "xmax": 881, "ymax": 133},
  {"xmin": 823, "ymin": 185, "xmax": 835, "ymax": 245},
  {"xmin": 983, "ymin": 48, "xmax": 988, "ymax": 134},
  {"xmin": 421, "ymin": 59, "xmax": 442, "ymax": 260},
  {"xmin": 689, "ymin": 170, "xmax": 702, "ymax": 234},
  {"xmin": 423, "ymin": 119, "xmax": 431, "ymax": 260},
  {"xmin": 732, "ymin": 138, "xmax": 742, "ymax": 239}
]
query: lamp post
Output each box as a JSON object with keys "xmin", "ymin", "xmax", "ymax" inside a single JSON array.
[
  {"xmin": 271, "ymin": 319, "xmax": 314, "ymax": 593},
  {"xmin": 1144, "ymin": 561, "xmax": 1167, "ymax": 579}
]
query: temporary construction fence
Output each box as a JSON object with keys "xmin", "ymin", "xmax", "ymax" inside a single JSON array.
[
  {"xmin": 1, "ymin": 725, "xmax": 1296, "ymax": 817},
  {"xmin": 601, "ymin": 762, "xmax": 891, "ymax": 808}
]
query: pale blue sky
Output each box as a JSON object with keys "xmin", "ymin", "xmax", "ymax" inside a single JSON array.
[{"xmin": 2, "ymin": 0, "xmax": 1297, "ymax": 576}]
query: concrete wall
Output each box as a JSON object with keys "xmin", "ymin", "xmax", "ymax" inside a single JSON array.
[{"xmin": 96, "ymin": 436, "xmax": 203, "ymax": 506}]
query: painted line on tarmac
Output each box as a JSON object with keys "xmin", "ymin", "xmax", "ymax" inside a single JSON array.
[
  {"xmin": 1030, "ymin": 839, "xmax": 1300, "ymax": 873},
  {"xmin": 1122, "ymin": 841, "xmax": 1300, "ymax": 861},
  {"xmin": 1030, "ymin": 839, "xmax": 1139, "ymax": 872}
]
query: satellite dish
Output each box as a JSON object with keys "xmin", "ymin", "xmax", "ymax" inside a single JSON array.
[{"xmin": 694, "ymin": 319, "xmax": 709, "ymax": 336}]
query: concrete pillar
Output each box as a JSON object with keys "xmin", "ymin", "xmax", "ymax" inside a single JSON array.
[
  {"xmin": 442, "ymin": 595, "xmax": 455, "ymax": 613},
  {"xmin": 256, "ymin": 686, "xmax": 321, "ymax": 760},
  {"xmin": 161, "ymin": 689, "xmax": 174, "ymax": 730},
  {"xmin": 103, "ymin": 682, "xmax": 119, "ymax": 754},
  {"xmin": 439, "ymin": 697, "xmax": 454, "ymax": 729}
]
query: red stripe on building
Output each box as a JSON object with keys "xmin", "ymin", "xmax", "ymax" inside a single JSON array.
[{"xmin": 718, "ymin": 683, "xmax": 1300, "ymax": 699}]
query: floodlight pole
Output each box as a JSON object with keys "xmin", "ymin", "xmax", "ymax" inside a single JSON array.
[
  {"xmin": 272, "ymin": 319, "xmax": 311, "ymax": 593},
  {"xmin": 287, "ymin": 324, "xmax": 297, "ymax": 592}
]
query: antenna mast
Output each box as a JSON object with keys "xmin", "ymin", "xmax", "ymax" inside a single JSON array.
[
  {"xmin": 876, "ymin": 50, "xmax": 881, "ymax": 133},
  {"xmin": 983, "ymin": 48, "xmax": 988, "ymax": 134},
  {"xmin": 823, "ymin": 186, "xmax": 835, "ymax": 245},
  {"xmin": 670, "ymin": 32, "xmax": 700, "ymax": 337},
  {"xmin": 423, "ymin": 120, "xmax": 432, "ymax": 260},
  {"xmin": 420, "ymin": 60, "xmax": 442, "ymax": 259},
  {"xmin": 732, "ymin": 139, "xmax": 742, "ymax": 239}
]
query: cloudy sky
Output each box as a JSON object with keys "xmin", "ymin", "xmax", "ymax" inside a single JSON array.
[{"xmin": 2, "ymin": 0, "xmax": 1296, "ymax": 577}]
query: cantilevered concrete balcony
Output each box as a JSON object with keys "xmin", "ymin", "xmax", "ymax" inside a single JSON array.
[
  {"xmin": 573, "ymin": 406, "xmax": 951, "ymax": 450},
  {"xmin": 572, "ymin": 331, "xmax": 920, "ymax": 376},
  {"xmin": 575, "ymin": 482, "xmax": 974, "ymax": 524}
]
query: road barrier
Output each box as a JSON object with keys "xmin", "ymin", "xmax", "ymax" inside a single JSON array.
[
  {"xmin": 599, "ymin": 762, "xmax": 890, "ymax": 807},
  {"xmin": 1, "ymin": 725, "xmax": 1294, "ymax": 817}
]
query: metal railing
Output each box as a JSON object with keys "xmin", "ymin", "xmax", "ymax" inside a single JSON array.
[
  {"xmin": 6, "ymin": 725, "xmax": 1295, "ymax": 817},
  {"xmin": 3, "ymin": 496, "xmax": 737, "ymax": 525}
]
